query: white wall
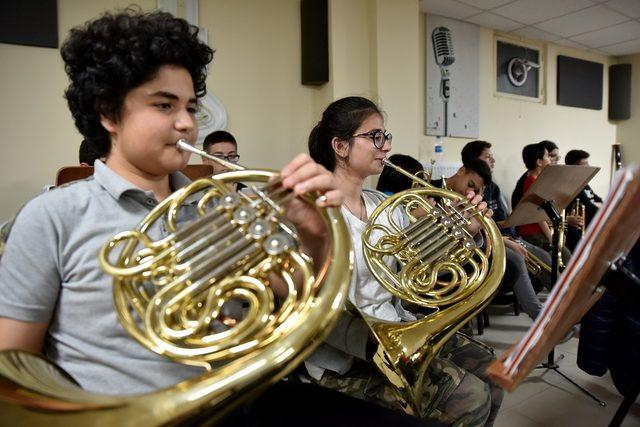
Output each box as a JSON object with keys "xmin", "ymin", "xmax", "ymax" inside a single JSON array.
[
  {"xmin": 0, "ymin": 0, "xmax": 156, "ymax": 220},
  {"xmin": 616, "ymin": 54, "xmax": 640, "ymax": 166},
  {"xmin": 0, "ymin": 1, "xmax": 632, "ymax": 221}
]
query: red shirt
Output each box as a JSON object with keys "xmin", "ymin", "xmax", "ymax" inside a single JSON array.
[{"xmin": 517, "ymin": 174, "xmax": 542, "ymax": 237}]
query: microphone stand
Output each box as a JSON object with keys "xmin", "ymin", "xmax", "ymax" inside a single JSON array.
[
  {"xmin": 534, "ymin": 200, "xmax": 606, "ymax": 407},
  {"xmin": 440, "ymin": 68, "xmax": 450, "ymax": 137}
]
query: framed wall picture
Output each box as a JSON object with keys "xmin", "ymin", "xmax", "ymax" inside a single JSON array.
[{"xmin": 494, "ymin": 34, "xmax": 545, "ymax": 103}]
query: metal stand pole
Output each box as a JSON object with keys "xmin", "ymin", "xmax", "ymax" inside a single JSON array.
[{"xmin": 534, "ymin": 201, "xmax": 606, "ymax": 407}]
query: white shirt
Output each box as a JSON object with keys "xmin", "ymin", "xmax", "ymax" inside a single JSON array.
[{"xmin": 341, "ymin": 190, "xmax": 415, "ymax": 322}]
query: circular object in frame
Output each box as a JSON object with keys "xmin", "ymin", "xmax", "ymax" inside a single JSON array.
[{"xmin": 508, "ymin": 58, "xmax": 528, "ymax": 87}]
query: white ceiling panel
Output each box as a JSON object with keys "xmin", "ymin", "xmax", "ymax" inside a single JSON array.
[
  {"xmin": 570, "ymin": 20, "xmax": 640, "ymax": 47},
  {"xmin": 418, "ymin": 0, "xmax": 640, "ymax": 55},
  {"xmin": 604, "ymin": 0, "xmax": 640, "ymax": 18},
  {"xmin": 492, "ymin": 0, "xmax": 595, "ymax": 25},
  {"xmin": 419, "ymin": 0, "xmax": 482, "ymax": 19},
  {"xmin": 553, "ymin": 38, "xmax": 590, "ymax": 50},
  {"xmin": 512, "ymin": 26, "xmax": 562, "ymax": 42},
  {"xmin": 466, "ymin": 12, "xmax": 524, "ymax": 32},
  {"xmin": 456, "ymin": 0, "xmax": 517, "ymax": 10},
  {"xmin": 534, "ymin": 5, "xmax": 628, "ymax": 37},
  {"xmin": 599, "ymin": 37, "xmax": 640, "ymax": 55}
]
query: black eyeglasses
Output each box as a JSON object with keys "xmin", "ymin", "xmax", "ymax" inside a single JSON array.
[
  {"xmin": 352, "ymin": 130, "xmax": 392, "ymax": 149},
  {"xmin": 211, "ymin": 153, "xmax": 240, "ymax": 163}
]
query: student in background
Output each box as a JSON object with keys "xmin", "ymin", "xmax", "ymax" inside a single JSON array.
[
  {"xmin": 375, "ymin": 153, "xmax": 424, "ymax": 195},
  {"xmin": 462, "ymin": 141, "xmax": 553, "ymax": 318},
  {"xmin": 202, "ymin": 130, "xmax": 240, "ymax": 174},
  {"xmin": 564, "ymin": 149, "xmax": 603, "ymax": 251},
  {"xmin": 202, "ymin": 130, "xmax": 245, "ymax": 190}
]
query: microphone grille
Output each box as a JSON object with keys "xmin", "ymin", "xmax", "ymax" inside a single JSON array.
[{"xmin": 431, "ymin": 27, "xmax": 455, "ymax": 67}]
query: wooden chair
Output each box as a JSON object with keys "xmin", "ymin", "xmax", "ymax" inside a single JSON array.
[{"xmin": 55, "ymin": 164, "xmax": 215, "ymax": 186}]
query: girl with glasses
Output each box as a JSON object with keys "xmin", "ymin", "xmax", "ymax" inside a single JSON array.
[{"xmin": 304, "ymin": 96, "xmax": 503, "ymax": 426}]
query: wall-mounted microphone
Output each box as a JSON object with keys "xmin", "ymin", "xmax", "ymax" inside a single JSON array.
[
  {"xmin": 432, "ymin": 26, "xmax": 455, "ymax": 136},
  {"xmin": 432, "ymin": 27, "xmax": 455, "ymax": 69}
]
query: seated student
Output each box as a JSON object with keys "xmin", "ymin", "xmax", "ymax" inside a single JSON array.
[
  {"xmin": 564, "ymin": 149, "xmax": 603, "ymax": 251},
  {"xmin": 513, "ymin": 141, "xmax": 582, "ymax": 239},
  {"xmin": 430, "ymin": 158, "xmax": 490, "ymax": 196},
  {"xmin": 461, "ymin": 141, "xmax": 553, "ymax": 313},
  {"xmin": 202, "ymin": 130, "xmax": 245, "ymax": 191},
  {"xmin": 202, "ymin": 130, "xmax": 240, "ymax": 172},
  {"xmin": 512, "ymin": 140, "xmax": 559, "ymax": 208},
  {"xmin": 512, "ymin": 143, "xmax": 571, "ymax": 265},
  {"xmin": 376, "ymin": 153, "xmax": 424, "ymax": 195},
  {"xmin": 539, "ymin": 141, "xmax": 584, "ymax": 247},
  {"xmin": 431, "ymin": 152, "xmax": 545, "ymax": 320},
  {"xmin": 539, "ymin": 140, "xmax": 560, "ymax": 165},
  {"xmin": 306, "ymin": 96, "xmax": 503, "ymax": 427},
  {"xmin": 0, "ymin": 8, "xmax": 342, "ymax": 402}
]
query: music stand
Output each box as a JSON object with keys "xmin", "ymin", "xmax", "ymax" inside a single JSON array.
[
  {"xmin": 503, "ymin": 164, "xmax": 602, "ymax": 404},
  {"xmin": 488, "ymin": 166, "xmax": 640, "ymax": 419}
]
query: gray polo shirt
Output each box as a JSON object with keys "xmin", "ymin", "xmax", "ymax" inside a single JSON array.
[{"xmin": 0, "ymin": 161, "xmax": 203, "ymax": 395}]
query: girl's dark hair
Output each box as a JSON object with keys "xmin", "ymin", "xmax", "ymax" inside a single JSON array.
[
  {"xmin": 61, "ymin": 8, "xmax": 214, "ymax": 158},
  {"xmin": 308, "ymin": 96, "xmax": 382, "ymax": 171},
  {"xmin": 376, "ymin": 154, "xmax": 424, "ymax": 194}
]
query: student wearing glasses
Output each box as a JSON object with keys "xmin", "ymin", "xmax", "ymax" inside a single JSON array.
[
  {"xmin": 202, "ymin": 130, "xmax": 245, "ymax": 190},
  {"xmin": 304, "ymin": 96, "xmax": 503, "ymax": 426}
]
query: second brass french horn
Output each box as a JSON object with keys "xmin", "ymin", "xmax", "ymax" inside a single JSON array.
[
  {"xmin": 0, "ymin": 140, "xmax": 353, "ymax": 426},
  {"xmin": 359, "ymin": 159, "xmax": 505, "ymax": 414}
]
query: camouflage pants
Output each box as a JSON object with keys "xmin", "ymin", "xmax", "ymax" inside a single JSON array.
[{"xmin": 306, "ymin": 333, "xmax": 503, "ymax": 427}]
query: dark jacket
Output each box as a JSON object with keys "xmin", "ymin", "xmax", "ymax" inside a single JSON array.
[{"xmin": 577, "ymin": 241, "xmax": 640, "ymax": 397}]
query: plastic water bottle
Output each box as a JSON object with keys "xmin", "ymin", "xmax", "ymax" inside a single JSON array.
[{"xmin": 434, "ymin": 137, "xmax": 444, "ymax": 164}]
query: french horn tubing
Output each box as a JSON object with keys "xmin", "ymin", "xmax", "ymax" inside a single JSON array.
[
  {"xmin": 0, "ymin": 140, "xmax": 353, "ymax": 426},
  {"xmin": 359, "ymin": 158, "xmax": 505, "ymax": 414}
]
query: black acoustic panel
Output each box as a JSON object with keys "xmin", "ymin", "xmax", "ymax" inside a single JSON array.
[
  {"xmin": 557, "ymin": 55, "xmax": 603, "ymax": 110},
  {"xmin": 496, "ymin": 41, "xmax": 539, "ymax": 98},
  {"xmin": 0, "ymin": 0, "xmax": 58, "ymax": 48},
  {"xmin": 300, "ymin": 0, "xmax": 328, "ymax": 86},
  {"xmin": 609, "ymin": 64, "xmax": 631, "ymax": 120}
]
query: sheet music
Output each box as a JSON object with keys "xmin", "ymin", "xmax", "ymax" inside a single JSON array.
[{"xmin": 502, "ymin": 167, "xmax": 636, "ymax": 376}]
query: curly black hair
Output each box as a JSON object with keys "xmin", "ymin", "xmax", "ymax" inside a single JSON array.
[{"xmin": 61, "ymin": 8, "xmax": 214, "ymax": 157}]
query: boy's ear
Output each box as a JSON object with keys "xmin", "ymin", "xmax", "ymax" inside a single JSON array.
[
  {"xmin": 99, "ymin": 114, "xmax": 117, "ymax": 133},
  {"xmin": 456, "ymin": 166, "xmax": 466, "ymax": 176},
  {"xmin": 331, "ymin": 137, "xmax": 350, "ymax": 158}
]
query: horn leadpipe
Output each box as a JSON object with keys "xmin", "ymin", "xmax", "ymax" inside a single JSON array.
[
  {"xmin": 177, "ymin": 139, "xmax": 245, "ymax": 172},
  {"xmin": 382, "ymin": 158, "xmax": 432, "ymax": 188}
]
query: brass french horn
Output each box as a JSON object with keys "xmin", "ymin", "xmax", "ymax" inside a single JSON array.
[
  {"xmin": 359, "ymin": 159, "xmax": 505, "ymax": 415},
  {"xmin": 0, "ymin": 140, "xmax": 353, "ymax": 426}
]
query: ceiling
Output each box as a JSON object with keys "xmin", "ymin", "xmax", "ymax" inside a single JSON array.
[{"xmin": 419, "ymin": 0, "xmax": 640, "ymax": 56}]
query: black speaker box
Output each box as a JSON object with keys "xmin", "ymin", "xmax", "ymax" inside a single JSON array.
[
  {"xmin": 0, "ymin": 0, "xmax": 58, "ymax": 48},
  {"xmin": 609, "ymin": 64, "xmax": 631, "ymax": 120},
  {"xmin": 300, "ymin": 0, "xmax": 329, "ymax": 86},
  {"xmin": 557, "ymin": 55, "xmax": 603, "ymax": 110}
]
